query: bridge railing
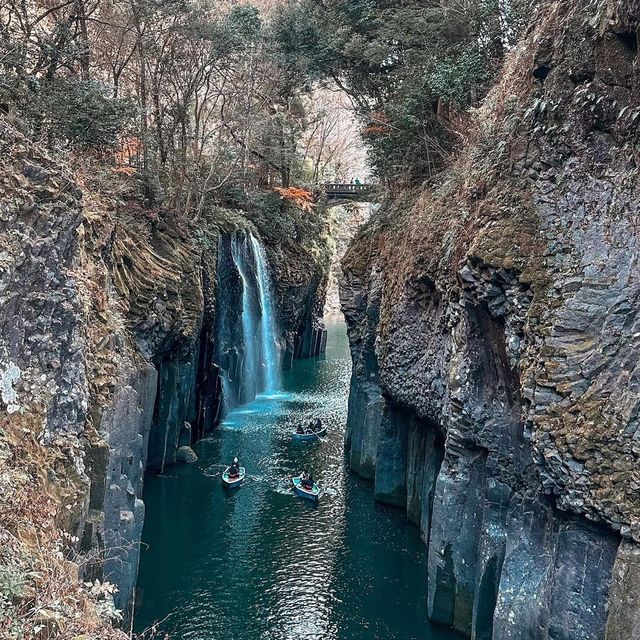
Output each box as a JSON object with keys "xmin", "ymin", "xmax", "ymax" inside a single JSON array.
[
  {"xmin": 324, "ymin": 182, "xmax": 372, "ymax": 193},
  {"xmin": 324, "ymin": 183, "xmax": 376, "ymax": 199}
]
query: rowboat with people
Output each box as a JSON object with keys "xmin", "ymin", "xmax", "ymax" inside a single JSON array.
[
  {"xmin": 292, "ymin": 425, "xmax": 327, "ymax": 441},
  {"xmin": 222, "ymin": 456, "xmax": 245, "ymax": 488},
  {"xmin": 222, "ymin": 466, "xmax": 245, "ymax": 487},
  {"xmin": 292, "ymin": 473, "xmax": 320, "ymax": 502},
  {"xmin": 292, "ymin": 418, "xmax": 326, "ymax": 441}
]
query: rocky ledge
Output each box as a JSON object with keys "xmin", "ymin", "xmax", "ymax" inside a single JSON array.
[{"xmin": 340, "ymin": 1, "xmax": 640, "ymax": 639}]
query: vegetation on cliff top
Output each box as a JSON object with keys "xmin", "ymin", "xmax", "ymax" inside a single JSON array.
[
  {"xmin": 273, "ymin": 0, "xmax": 538, "ymax": 183},
  {"xmin": 0, "ymin": 0, "xmax": 360, "ymax": 219}
]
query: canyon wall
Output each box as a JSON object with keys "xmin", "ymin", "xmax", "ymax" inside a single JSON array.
[
  {"xmin": 0, "ymin": 119, "xmax": 329, "ymax": 630},
  {"xmin": 341, "ymin": 1, "xmax": 640, "ymax": 639}
]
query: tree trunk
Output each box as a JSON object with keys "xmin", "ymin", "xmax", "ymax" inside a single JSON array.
[{"xmin": 74, "ymin": 0, "xmax": 90, "ymax": 81}]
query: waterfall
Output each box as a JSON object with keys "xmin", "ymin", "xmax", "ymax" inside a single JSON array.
[
  {"xmin": 250, "ymin": 234, "xmax": 280, "ymax": 392},
  {"xmin": 231, "ymin": 236, "xmax": 260, "ymax": 403},
  {"xmin": 217, "ymin": 232, "xmax": 280, "ymax": 413}
]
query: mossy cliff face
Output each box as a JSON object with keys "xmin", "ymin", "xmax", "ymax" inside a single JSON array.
[
  {"xmin": 341, "ymin": 2, "xmax": 640, "ymax": 639},
  {"xmin": 0, "ymin": 119, "xmax": 329, "ymax": 633}
]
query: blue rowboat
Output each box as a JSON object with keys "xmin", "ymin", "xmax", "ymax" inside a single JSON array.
[
  {"xmin": 222, "ymin": 466, "xmax": 245, "ymax": 488},
  {"xmin": 292, "ymin": 476, "xmax": 321, "ymax": 502},
  {"xmin": 292, "ymin": 426, "xmax": 327, "ymax": 442}
]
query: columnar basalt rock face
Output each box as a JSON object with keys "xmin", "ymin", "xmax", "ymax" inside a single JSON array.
[
  {"xmin": 94, "ymin": 365, "xmax": 157, "ymax": 620},
  {"xmin": 340, "ymin": 2, "xmax": 640, "ymax": 638},
  {"xmin": 269, "ymin": 241, "xmax": 329, "ymax": 367},
  {"xmin": 1, "ymin": 118, "xmax": 330, "ymax": 627}
]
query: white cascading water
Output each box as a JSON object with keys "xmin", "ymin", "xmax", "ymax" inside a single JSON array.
[
  {"xmin": 230, "ymin": 235, "xmax": 259, "ymax": 403},
  {"xmin": 249, "ymin": 234, "xmax": 280, "ymax": 393},
  {"xmin": 224, "ymin": 232, "xmax": 280, "ymax": 409}
]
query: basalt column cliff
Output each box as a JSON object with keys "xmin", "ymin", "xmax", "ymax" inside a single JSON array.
[
  {"xmin": 341, "ymin": 1, "xmax": 640, "ymax": 639},
  {"xmin": 0, "ymin": 119, "xmax": 329, "ymax": 632}
]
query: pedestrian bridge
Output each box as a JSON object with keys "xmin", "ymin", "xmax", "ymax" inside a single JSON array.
[{"xmin": 324, "ymin": 183, "xmax": 377, "ymax": 202}]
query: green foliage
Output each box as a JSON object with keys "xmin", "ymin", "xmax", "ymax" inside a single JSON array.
[
  {"xmin": 43, "ymin": 80, "xmax": 135, "ymax": 149},
  {"xmin": 247, "ymin": 191, "xmax": 298, "ymax": 244},
  {"xmin": 272, "ymin": 0, "xmax": 537, "ymax": 183},
  {"xmin": 1, "ymin": 69, "xmax": 134, "ymax": 150},
  {"xmin": 429, "ymin": 50, "xmax": 494, "ymax": 106},
  {"xmin": 247, "ymin": 190, "xmax": 326, "ymax": 252},
  {"xmin": 224, "ymin": 5, "xmax": 263, "ymax": 46},
  {"xmin": 0, "ymin": 550, "xmax": 29, "ymax": 638},
  {"xmin": 0, "ymin": 561, "xmax": 28, "ymax": 601}
]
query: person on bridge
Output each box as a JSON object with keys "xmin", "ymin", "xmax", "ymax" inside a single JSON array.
[{"xmin": 355, "ymin": 177, "xmax": 362, "ymax": 185}]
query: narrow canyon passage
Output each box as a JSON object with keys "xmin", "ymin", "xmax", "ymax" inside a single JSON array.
[{"xmin": 134, "ymin": 325, "xmax": 460, "ymax": 640}]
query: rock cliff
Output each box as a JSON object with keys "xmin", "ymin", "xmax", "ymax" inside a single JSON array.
[
  {"xmin": 340, "ymin": 1, "xmax": 640, "ymax": 638},
  {"xmin": 0, "ymin": 118, "xmax": 329, "ymax": 633}
]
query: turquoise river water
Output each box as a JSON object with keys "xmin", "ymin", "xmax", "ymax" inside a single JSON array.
[{"xmin": 134, "ymin": 323, "xmax": 460, "ymax": 640}]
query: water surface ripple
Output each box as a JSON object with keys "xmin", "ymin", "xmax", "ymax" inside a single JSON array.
[{"xmin": 134, "ymin": 324, "xmax": 459, "ymax": 640}]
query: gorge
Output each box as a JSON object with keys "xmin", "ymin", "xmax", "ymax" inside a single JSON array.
[
  {"xmin": 1, "ymin": 0, "xmax": 640, "ymax": 638},
  {"xmin": 133, "ymin": 324, "xmax": 452, "ymax": 640}
]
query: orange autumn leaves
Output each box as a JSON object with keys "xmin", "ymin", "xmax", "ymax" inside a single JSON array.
[
  {"xmin": 362, "ymin": 111, "xmax": 390, "ymax": 136},
  {"xmin": 113, "ymin": 137, "xmax": 142, "ymax": 175},
  {"xmin": 273, "ymin": 186, "xmax": 316, "ymax": 212}
]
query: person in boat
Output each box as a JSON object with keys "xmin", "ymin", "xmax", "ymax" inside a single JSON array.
[
  {"xmin": 302, "ymin": 472, "xmax": 314, "ymax": 490},
  {"xmin": 296, "ymin": 424, "xmax": 305, "ymax": 434},
  {"xmin": 313, "ymin": 418, "xmax": 322, "ymax": 432},
  {"xmin": 229, "ymin": 457, "xmax": 240, "ymax": 478}
]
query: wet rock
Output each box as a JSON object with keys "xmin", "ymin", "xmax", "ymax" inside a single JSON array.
[{"xmin": 176, "ymin": 445, "xmax": 198, "ymax": 463}]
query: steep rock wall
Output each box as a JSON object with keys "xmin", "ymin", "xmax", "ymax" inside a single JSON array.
[
  {"xmin": 269, "ymin": 234, "xmax": 329, "ymax": 365},
  {"xmin": 0, "ymin": 119, "xmax": 330, "ymax": 631},
  {"xmin": 341, "ymin": 2, "xmax": 640, "ymax": 639}
]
